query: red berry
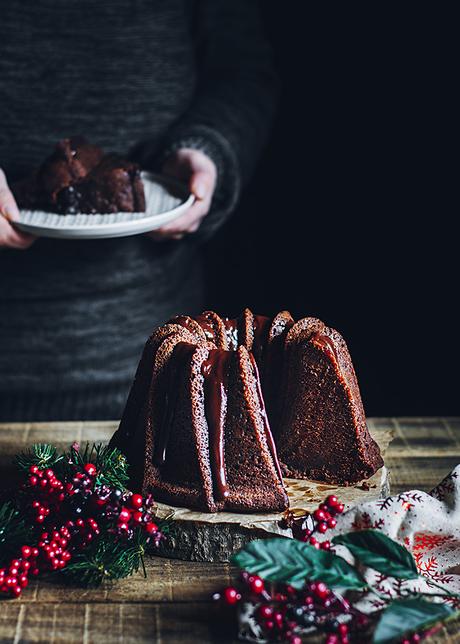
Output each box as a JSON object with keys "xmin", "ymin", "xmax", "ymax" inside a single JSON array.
[
  {"xmin": 339, "ymin": 624, "xmax": 348, "ymax": 635},
  {"xmin": 411, "ymin": 636, "xmax": 421, "ymax": 643},
  {"xmin": 327, "ymin": 517, "xmax": 337, "ymax": 529},
  {"xmin": 132, "ymin": 511, "xmax": 143, "ymax": 523},
  {"xmin": 273, "ymin": 611, "xmax": 284, "ymax": 626},
  {"xmin": 317, "ymin": 522, "xmax": 328, "ymax": 533},
  {"xmin": 290, "ymin": 637, "xmax": 302, "ymax": 644},
  {"xmin": 223, "ymin": 586, "xmax": 241, "ymax": 605},
  {"xmin": 258, "ymin": 605, "xmax": 273, "ymax": 619},
  {"xmin": 29, "ymin": 465, "xmax": 39, "ymax": 474},
  {"xmin": 335, "ymin": 504, "xmax": 345, "ymax": 514},
  {"xmin": 265, "ymin": 620, "xmax": 275, "ymax": 631},
  {"xmin": 12, "ymin": 585, "xmax": 22, "ymax": 597},
  {"xmin": 249, "ymin": 575, "xmax": 265, "ymax": 594},
  {"xmin": 36, "ymin": 514, "xmax": 45, "ymax": 523},
  {"xmin": 309, "ymin": 536, "xmax": 318, "ymax": 546},
  {"xmin": 118, "ymin": 522, "xmax": 129, "ymax": 531},
  {"xmin": 45, "ymin": 469, "xmax": 54, "ymax": 479},
  {"xmin": 319, "ymin": 503, "xmax": 330, "ymax": 512},
  {"xmin": 313, "ymin": 509, "xmax": 327, "ymax": 521},
  {"xmin": 84, "ymin": 463, "xmax": 97, "ymax": 476},
  {"xmin": 131, "ymin": 494, "xmax": 143, "ymax": 509},
  {"xmin": 20, "ymin": 561, "xmax": 31, "ymax": 572},
  {"xmin": 19, "ymin": 575, "xmax": 28, "ymax": 588},
  {"xmin": 145, "ymin": 522, "xmax": 158, "ymax": 535},
  {"xmin": 313, "ymin": 581, "xmax": 329, "ymax": 599},
  {"xmin": 119, "ymin": 508, "xmax": 131, "ymax": 522},
  {"xmin": 321, "ymin": 540, "xmax": 331, "ymax": 550},
  {"xmin": 39, "ymin": 478, "xmax": 47, "ymax": 488},
  {"xmin": 326, "ymin": 495, "xmax": 339, "ymax": 507},
  {"xmin": 29, "ymin": 476, "xmax": 38, "ymax": 486}
]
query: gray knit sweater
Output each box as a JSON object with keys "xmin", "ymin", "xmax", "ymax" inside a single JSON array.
[{"xmin": 0, "ymin": 0, "xmax": 278, "ymax": 421}]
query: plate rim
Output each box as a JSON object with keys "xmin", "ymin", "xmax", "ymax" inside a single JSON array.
[{"xmin": 14, "ymin": 172, "xmax": 194, "ymax": 238}]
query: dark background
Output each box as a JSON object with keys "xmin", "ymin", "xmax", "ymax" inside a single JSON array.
[{"xmin": 204, "ymin": 4, "xmax": 457, "ymax": 417}]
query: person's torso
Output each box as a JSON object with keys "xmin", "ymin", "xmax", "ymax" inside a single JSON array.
[{"xmin": 0, "ymin": 1, "xmax": 204, "ymax": 395}]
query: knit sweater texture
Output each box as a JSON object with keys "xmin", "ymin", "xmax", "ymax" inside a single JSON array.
[{"xmin": 0, "ymin": 0, "xmax": 278, "ymax": 421}]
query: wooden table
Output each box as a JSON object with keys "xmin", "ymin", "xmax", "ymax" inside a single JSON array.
[{"xmin": 0, "ymin": 418, "xmax": 459, "ymax": 643}]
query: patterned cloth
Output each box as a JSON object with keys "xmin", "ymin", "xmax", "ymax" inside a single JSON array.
[{"xmin": 331, "ymin": 464, "xmax": 460, "ymax": 611}]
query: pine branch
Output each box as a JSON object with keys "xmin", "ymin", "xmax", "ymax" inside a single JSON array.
[
  {"xmin": 15, "ymin": 443, "xmax": 63, "ymax": 472},
  {"xmin": 61, "ymin": 529, "xmax": 148, "ymax": 587},
  {"xmin": 62, "ymin": 443, "xmax": 129, "ymax": 489},
  {"xmin": 0, "ymin": 502, "xmax": 34, "ymax": 564}
]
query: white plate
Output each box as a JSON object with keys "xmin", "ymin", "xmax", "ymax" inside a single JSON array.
[{"xmin": 14, "ymin": 172, "xmax": 195, "ymax": 240}]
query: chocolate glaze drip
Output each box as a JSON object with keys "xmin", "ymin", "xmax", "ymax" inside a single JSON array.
[
  {"xmin": 201, "ymin": 349, "xmax": 233, "ymax": 501},
  {"xmin": 195, "ymin": 313, "xmax": 217, "ymax": 343},
  {"xmin": 252, "ymin": 314, "xmax": 272, "ymax": 361},
  {"xmin": 153, "ymin": 342, "xmax": 195, "ymax": 467},
  {"xmin": 223, "ymin": 317, "xmax": 238, "ymax": 350},
  {"xmin": 310, "ymin": 333, "xmax": 339, "ymax": 367},
  {"xmin": 249, "ymin": 353, "xmax": 283, "ymax": 481}
]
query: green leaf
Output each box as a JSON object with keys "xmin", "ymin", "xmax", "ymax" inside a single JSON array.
[
  {"xmin": 373, "ymin": 598, "xmax": 456, "ymax": 643},
  {"xmin": 232, "ymin": 538, "xmax": 367, "ymax": 590},
  {"xmin": 333, "ymin": 530, "xmax": 419, "ymax": 580}
]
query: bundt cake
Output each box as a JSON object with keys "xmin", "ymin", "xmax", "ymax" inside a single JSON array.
[
  {"xmin": 12, "ymin": 137, "xmax": 145, "ymax": 214},
  {"xmin": 110, "ymin": 309, "xmax": 383, "ymax": 513}
]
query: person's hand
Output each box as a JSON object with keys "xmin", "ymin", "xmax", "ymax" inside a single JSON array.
[
  {"xmin": 148, "ymin": 148, "xmax": 217, "ymax": 241},
  {"xmin": 0, "ymin": 169, "xmax": 36, "ymax": 250}
]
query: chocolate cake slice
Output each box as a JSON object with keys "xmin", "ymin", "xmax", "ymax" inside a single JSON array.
[
  {"xmin": 277, "ymin": 318, "xmax": 383, "ymax": 484},
  {"xmin": 110, "ymin": 319, "xmax": 288, "ymax": 513},
  {"xmin": 12, "ymin": 137, "xmax": 145, "ymax": 214}
]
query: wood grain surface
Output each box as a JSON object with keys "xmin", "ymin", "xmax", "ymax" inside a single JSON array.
[{"xmin": 0, "ymin": 418, "xmax": 459, "ymax": 643}]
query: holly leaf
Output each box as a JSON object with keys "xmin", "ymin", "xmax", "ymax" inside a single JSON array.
[
  {"xmin": 373, "ymin": 598, "xmax": 456, "ymax": 643},
  {"xmin": 333, "ymin": 530, "xmax": 419, "ymax": 579},
  {"xmin": 232, "ymin": 538, "xmax": 367, "ymax": 590}
]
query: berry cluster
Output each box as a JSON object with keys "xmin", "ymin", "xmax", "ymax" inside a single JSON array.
[
  {"xmin": 214, "ymin": 573, "xmax": 364, "ymax": 644},
  {"xmin": 280, "ymin": 495, "xmax": 344, "ymax": 551},
  {"xmin": 28, "ymin": 466, "xmax": 66, "ymax": 522},
  {"xmin": 1, "ymin": 457, "xmax": 162, "ymax": 599},
  {"xmin": 0, "ymin": 546, "xmax": 39, "ymax": 598}
]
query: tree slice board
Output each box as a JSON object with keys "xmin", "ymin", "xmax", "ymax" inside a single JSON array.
[{"xmin": 154, "ymin": 427, "xmax": 393, "ymax": 562}]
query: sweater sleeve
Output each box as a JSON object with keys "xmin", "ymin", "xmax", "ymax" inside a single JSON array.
[{"xmin": 161, "ymin": 0, "xmax": 279, "ymax": 240}]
